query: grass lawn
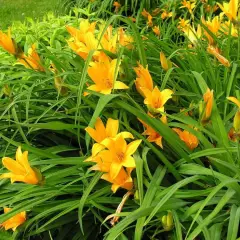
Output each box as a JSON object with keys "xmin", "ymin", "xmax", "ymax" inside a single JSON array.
[{"xmin": 0, "ymin": 0, "xmax": 62, "ymax": 29}]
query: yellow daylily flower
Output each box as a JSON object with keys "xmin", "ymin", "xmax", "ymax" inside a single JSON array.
[
  {"xmin": 202, "ymin": 16, "xmax": 221, "ymax": 45},
  {"xmin": 160, "ymin": 52, "xmax": 172, "ymax": 71},
  {"xmin": 201, "ymin": 88, "xmax": 214, "ymax": 122},
  {"xmin": 173, "ymin": 128, "xmax": 199, "ymax": 150},
  {"xmin": 100, "ymin": 136, "xmax": 142, "ymax": 179},
  {"xmin": 178, "ymin": 18, "xmax": 190, "ymax": 30},
  {"xmin": 66, "ymin": 20, "xmax": 99, "ymax": 60},
  {"xmin": 227, "ymin": 96, "xmax": 240, "ymax": 131},
  {"xmin": 207, "ymin": 45, "xmax": 231, "ymax": 67},
  {"xmin": 87, "ymin": 53, "xmax": 128, "ymax": 95},
  {"xmin": 85, "ymin": 117, "xmax": 134, "ymax": 144},
  {"xmin": 100, "ymin": 25, "xmax": 118, "ymax": 54},
  {"xmin": 68, "ymin": 32, "xmax": 99, "ymax": 60},
  {"xmin": 0, "ymin": 147, "xmax": 43, "ymax": 185},
  {"xmin": 180, "ymin": 0, "xmax": 196, "ymax": 15},
  {"xmin": 66, "ymin": 19, "xmax": 96, "ymax": 41},
  {"xmin": 182, "ymin": 24, "xmax": 202, "ymax": 45},
  {"xmin": 101, "ymin": 167, "xmax": 133, "ymax": 193},
  {"xmin": 141, "ymin": 86, "xmax": 173, "ymax": 113},
  {"xmin": 18, "ymin": 44, "xmax": 45, "ymax": 71},
  {"xmin": 152, "ymin": 26, "xmax": 160, "ymax": 36},
  {"xmin": 217, "ymin": 0, "xmax": 238, "ymax": 21},
  {"xmin": 0, "ymin": 208, "xmax": 26, "ymax": 231},
  {"xmin": 134, "ymin": 63, "xmax": 153, "ymax": 97}
]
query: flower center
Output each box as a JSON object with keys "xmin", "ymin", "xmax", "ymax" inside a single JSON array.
[
  {"xmin": 104, "ymin": 78, "xmax": 113, "ymax": 88},
  {"xmin": 116, "ymin": 152, "xmax": 124, "ymax": 162}
]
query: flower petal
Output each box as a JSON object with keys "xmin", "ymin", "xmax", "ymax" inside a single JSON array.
[
  {"xmin": 2, "ymin": 157, "xmax": 26, "ymax": 174},
  {"xmin": 125, "ymin": 139, "xmax": 142, "ymax": 156},
  {"xmin": 114, "ymin": 81, "xmax": 129, "ymax": 90},
  {"xmin": 117, "ymin": 131, "xmax": 134, "ymax": 139},
  {"xmin": 227, "ymin": 97, "xmax": 240, "ymax": 108},
  {"xmin": 122, "ymin": 156, "xmax": 136, "ymax": 168},
  {"xmin": 106, "ymin": 118, "xmax": 119, "ymax": 138},
  {"xmin": 110, "ymin": 161, "xmax": 122, "ymax": 179}
]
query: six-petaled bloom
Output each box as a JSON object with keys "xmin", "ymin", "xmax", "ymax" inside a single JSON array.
[
  {"xmin": 87, "ymin": 53, "xmax": 128, "ymax": 95},
  {"xmin": 141, "ymin": 86, "xmax": 173, "ymax": 113},
  {"xmin": 0, "ymin": 146, "xmax": 43, "ymax": 185}
]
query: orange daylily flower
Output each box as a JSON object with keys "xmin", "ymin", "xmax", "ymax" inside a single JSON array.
[
  {"xmin": 160, "ymin": 52, "xmax": 172, "ymax": 71},
  {"xmin": 18, "ymin": 44, "xmax": 44, "ymax": 71},
  {"xmin": 173, "ymin": 128, "xmax": 199, "ymax": 150},
  {"xmin": 161, "ymin": 10, "xmax": 173, "ymax": 20},
  {"xmin": 141, "ymin": 86, "xmax": 173, "ymax": 113},
  {"xmin": 217, "ymin": 0, "xmax": 238, "ymax": 21},
  {"xmin": 113, "ymin": 1, "xmax": 121, "ymax": 12},
  {"xmin": 141, "ymin": 9, "xmax": 153, "ymax": 26},
  {"xmin": 207, "ymin": 45, "xmax": 231, "ymax": 67},
  {"xmin": 102, "ymin": 167, "xmax": 133, "ymax": 193},
  {"xmin": 147, "ymin": 14, "xmax": 153, "ymax": 27},
  {"xmin": 118, "ymin": 28, "xmax": 134, "ymax": 49},
  {"xmin": 0, "ymin": 28, "xmax": 19, "ymax": 56},
  {"xmin": 141, "ymin": 9, "xmax": 150, "ymax": 18},
  {"xmin": 0, "ymin": 208, "xmax": 26, "ymax": 231},
  {"xmin": 134, "ymin": 63, "xmax": 153, "ymax": 97},
  {"xmin": 87, "ymin": 53, "xmax": 128, "ymax": 95},
  {"xmin": 139, "ymin": 114, "xmax": 167, "ymax": 148},
  {"xmin": 201, "ymin": 88, "xmax": 214, "ymax": 122},
  {"xmin": 100, "ymin": 136, "xmax": 142, "ymax": 179},
  {"xmin": 227, "ymin": 96, "xmax": 240, "ymax": 132},
  {"xmin": 85, "ymin": 117, "xmax": 133, "ymax": 144},
  {"xmin": 152, "ymin": 26, "xmax": 160, "ymax": 36},
  {"xmin": 0, "ymin": 147, "xmax": 43, "ymax": 185},
  {"xmin": 180, "ymin": 0, "xmax": 196, "ymax": 15}
]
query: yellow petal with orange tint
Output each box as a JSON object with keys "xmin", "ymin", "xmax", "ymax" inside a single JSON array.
[
  {"xmin": 125, "ymin": 139, "xmax": 142, "ymax": 156},
  {"xmin": 2, "ymin": 157, "xmax": 26, "ymax": 175},
  {"xmin": 227, "ymin": 97, "xmax": 240, "ymax": 108}
]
